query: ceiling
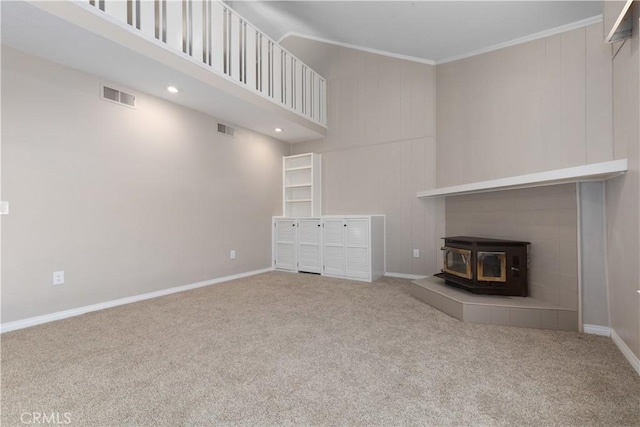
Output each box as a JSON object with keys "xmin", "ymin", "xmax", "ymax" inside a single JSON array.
[{"xmin": 228, "ymin": 1, "xmax": 603, "ymax": 63}]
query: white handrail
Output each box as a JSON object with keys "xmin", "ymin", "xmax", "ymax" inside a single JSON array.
[{"xmin": 80, "ymin": 0, "xmax": 327, "ymax": 126}]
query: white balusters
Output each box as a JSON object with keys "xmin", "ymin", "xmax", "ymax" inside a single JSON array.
[
  {"xmin": 272, "ymin": 44, "xmax": 283, "ymax": 105},
  {"xmin": 103, "ymin": 0, "xmax": 127, "ymax": 23},
  {"xmin": 191, "ymin": 0, "xmax": 203, "ymax": 61},
  {"xmin": 209, "ymin": 1, "xmax": 224, "ymax": 73},
  {"xmin": 82, "ymin": 0, "xmax": 327, "ymax": 126}
]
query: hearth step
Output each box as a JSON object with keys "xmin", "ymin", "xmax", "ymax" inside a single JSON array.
[{"xmin": 410, "ymin": 276, "xmax": 578, "ymax": 331}]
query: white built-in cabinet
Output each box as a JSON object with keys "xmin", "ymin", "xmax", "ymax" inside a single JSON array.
[
  {"xmin": 283, "ymin": 153, "xmax": 321, "ymax": 218},
  {"xmin": 273, "ymin": 218, "xmax": 298, "ymax": 271},
  {"xmin": 273, "ymin": 215, "xmax": 385, "ymax": 282},
  {"xmin": 322, "ymin": 216, "xmax": 385, "ymax": 282},
  {"xmin": 277, "ymin": 154, "xmax": 384, "ymax": 282},
  {"xmin": 297, "ymin": 219, "xmax": 323, "ymax": 273},
  {"xmin": 273, "ymin": 217, "xmax": 322, "ymax": 273}
]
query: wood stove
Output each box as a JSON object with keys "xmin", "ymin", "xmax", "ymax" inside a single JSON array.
[{"xmin": 436, "ymin": 236, "xmax": 530, "ymax": 296}]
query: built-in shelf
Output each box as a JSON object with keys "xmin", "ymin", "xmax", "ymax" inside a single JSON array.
[
  {"xmin": 417, "ymin": 159, "xmax": 628, "ymax": 198},
  {"xmin": 285, "ymin": 166, "xmax": 313, "ymax": 172},
  {"xmin": 283, "ymin": 153, "xmax": 321, "ymax": 217}
]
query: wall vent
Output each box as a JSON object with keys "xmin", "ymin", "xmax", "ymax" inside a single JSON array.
[
  {"xmin": 101, "ymin": 84, "xmax": 136, "ymax": 108},
  {"xmin": 217, "ymin": 123, "xmax": 235, "ymax": 137}
]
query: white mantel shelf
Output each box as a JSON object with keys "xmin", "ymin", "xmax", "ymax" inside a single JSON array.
[{"xmin": 417, "ymin": 159, "xmax": 628, "ymax": 198}]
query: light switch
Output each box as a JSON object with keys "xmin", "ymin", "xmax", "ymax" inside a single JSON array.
[{"xmin": 0, "ymin": 201, "xmax": 9, "ymax": 215}]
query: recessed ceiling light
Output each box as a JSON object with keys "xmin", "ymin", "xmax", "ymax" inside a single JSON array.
[
  {"xmin": 275, "ymin": 128, "xmax": 283, "ymax": 132},
  {"xmin": 167, "ymin": 86, "xmax": 179, "ymax": 93}
]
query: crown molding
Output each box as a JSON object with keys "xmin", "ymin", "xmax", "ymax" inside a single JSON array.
[
  {"xmin": 278, "ymin": 32, "xmax": 436, "ymax": 66},
  {"xmin": 436, "ymin": 14, "xmax": 603, "ymax": 65},
  {"xmin": 278, "ymin": 14, "xmax": 603, "ymax": 67}
]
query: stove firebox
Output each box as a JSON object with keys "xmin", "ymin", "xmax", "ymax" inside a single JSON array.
[{"xmin": 437, "ymin": 236, "xmax": 530, "ymax": 297}]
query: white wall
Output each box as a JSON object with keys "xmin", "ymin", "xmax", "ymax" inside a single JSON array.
[
  {"xmin": 1, "ymin": 47, "xmax": 289, "ymax": 323},
  {"xmin": 281, "ymin": 36, "xmax": 441, "ymax": 277}
]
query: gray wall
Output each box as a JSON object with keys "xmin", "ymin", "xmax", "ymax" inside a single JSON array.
[
  {"xmin": 1, "ymin": 47, "xmax": 289, "ymax": 323},
  {"xmin": 436, "ymin": 22, "xmax": 612, "ymax": 187},
  {"xmin": 281, "ymin": 36, "xmax": 440, "ymax": 276},
  {"xmin": 606, "ymin": 3, "xmax": 640, "ymax": 359},
  {"xmin": 445, "ymin": 184, "xmax": 578, "ymax": 315}
]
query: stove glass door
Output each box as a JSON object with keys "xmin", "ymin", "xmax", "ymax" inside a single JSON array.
[
  {"xmin": 477, "ymin": 251, "xmax": 506, "ymax": 282},
  {"xmin": 442, "ymin": 247, "xmax": 472, "ymax": 279}
]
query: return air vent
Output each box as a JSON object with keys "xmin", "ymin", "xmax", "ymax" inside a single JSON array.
[
  {"xmin": 217, "ymin": 123, "xmax": 235, "ymax": 137},
  {"xmin": 101, "ymin": 84, "xmax": 136, "ymax": 108}
]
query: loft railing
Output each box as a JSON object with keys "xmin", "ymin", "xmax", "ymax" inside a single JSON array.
[{"xmin": 78, "ymin": 0, "xmax": 327, "ymax": 126}]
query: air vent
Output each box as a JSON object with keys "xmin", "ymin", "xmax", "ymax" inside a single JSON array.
[
  {"xmin": 101, "ymin": 84, "xmax": 136, "ymax": 109},
  {"xmin": 217, "ymin": 123, "xmax": 235, "ymax": 137}
]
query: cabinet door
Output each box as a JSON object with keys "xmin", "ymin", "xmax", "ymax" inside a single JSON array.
[
  {"xmin": 323, "ymin": 219, "xmax": 345, "ymax": 277},
  {"xmin": 274, "ymin": 220, "xmax": 296, "ymax": 271},
  {"xmin": 345, "ymin": 218, "xmax": 370, "ymax": 280},
  {"xmin": 298, "ymin": 219, "xmax": 321, "ymax": 273}
]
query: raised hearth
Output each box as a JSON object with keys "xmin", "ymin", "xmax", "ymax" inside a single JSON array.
[{"xmin": 410, "ymin": 276, "xmax": 578, "ymax": 331}]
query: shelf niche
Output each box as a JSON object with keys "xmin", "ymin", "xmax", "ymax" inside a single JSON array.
[{"xmin": 283, "ymin": 153, "xmax": 321, "ymax": 217}]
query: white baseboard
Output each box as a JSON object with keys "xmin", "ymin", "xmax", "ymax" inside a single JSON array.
[
  {"xmin": 583, "ymin": 324, "xmax": 611, "ymax": 336},
  {"xmin": 611, "ymin": 328, "xmax": 640, "ymax": 376},
  {"xmin": 1, "ymin": 267, "xmax": 274, "ymax": 334},
  {"xmin": 385, "ymin": 272, "xmax": 429, "ymax": 280}
]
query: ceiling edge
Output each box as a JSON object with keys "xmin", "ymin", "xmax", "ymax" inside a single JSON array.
[
  {"xmin": 278, "ymin": 14, "xmax": 603, "ymax": 67},
  {"xmin": 277, "ymin": 32, "xmax": 437, "ymax": 65},
  {"xmin": 436, "ymin": 14, "xmax": 603, "ymax": 65}
]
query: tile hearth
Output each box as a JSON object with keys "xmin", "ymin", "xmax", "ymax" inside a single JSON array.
[{"xmin": 410, "ymin": 276, "xmax": 578, "ymax": 331}]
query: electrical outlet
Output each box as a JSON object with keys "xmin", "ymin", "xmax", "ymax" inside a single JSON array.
[
  {"xmin": 0, "ymin": 201, "xmax": 9, "ymax": 215},
  {"xmin": 53, "ymin": 271, "xmax": 64, "ymax": 285},
  {"xmin": 230, "ymin": 250, "xmax": 236, "ymax": 260},
  {"xmin": 413, "ymin": 249, "xmax": 420, "ymax": 258}
]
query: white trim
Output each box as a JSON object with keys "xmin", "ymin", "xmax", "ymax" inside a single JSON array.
[
  {"xmin": 436, "ymin": 15, "xmax": 603, "ymax": 65},
  {"xmin": 576, "ymin": 183, "xmax": 583, "ymax": 333},
  {"xmin": 278, "ymin": 32, "xmax": 436, "ymax": 66},
  {"xmin": 611, "ymin": 329, "xmax": 640, "ymax": 376},
  {"xmin": 385, "ymin": 272, "xmax": 429, "ymax": 280},
  {"xmin": 603, "ymin": 185, "xmax": 612, "ymax": 330},
  {"xmin": 0, "ymin": 267, "xmax": 274, "ymax": 334},
  {"xmin": 416, "ymin": 159, "xmax": 628, "ymax": 199},
  {"xmin": 279, "ymin": 16, "xmax": 602, "ymax": 67},
  {"xmin": 583, "ymin": 324, "xmax": 611, "ymax": 336}
]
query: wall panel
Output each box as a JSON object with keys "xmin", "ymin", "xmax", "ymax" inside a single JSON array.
[
  {"xmin": 436, "ymin": 22, "xmax": 612, "ymax": 187},
  {"xmin": 283, "ymin": 36, "xmax": 438, "ymax": 276}
]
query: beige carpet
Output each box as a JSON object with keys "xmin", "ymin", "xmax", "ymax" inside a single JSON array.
[{"xmin": 2, "ymin": 272, "xmax": 639, "ymax": 426}]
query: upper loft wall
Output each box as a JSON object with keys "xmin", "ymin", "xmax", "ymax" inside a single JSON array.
[
  {"xmin": 281, "ymin": 36, "xmax": 440, "ymax": 277},
  {"xmin": 283, "ymin": 36, "xmax": 435, "ymax": 153},
  {"xmin": 436, "ymin": 22, "xmax": 612, "ymax": 188}
]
